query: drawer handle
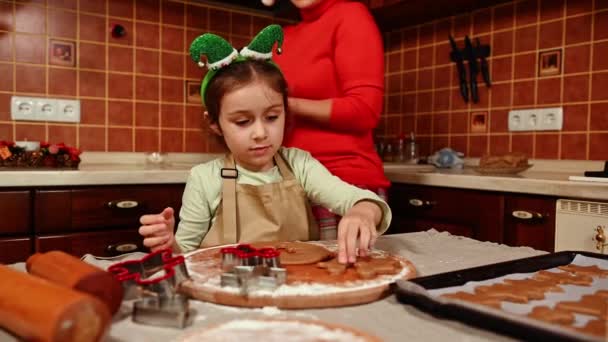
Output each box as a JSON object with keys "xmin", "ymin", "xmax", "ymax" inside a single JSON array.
[
  {"xmin": 512, "ymin": 210, "xmax": 543, "ymax": 220},
  {"xmin": 105, "ymin": 243, "xmax": 139, "ymax": 256},
  {"xmin": 408, "ymin": 198, "xmax": 436, "ymax": 208},
  {"xmin": 107, "ymin": 200, "xmax": 139, "ymax": 209}
]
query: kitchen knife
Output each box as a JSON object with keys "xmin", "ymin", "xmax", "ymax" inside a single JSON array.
[
  {"xmin": 464, "ymin": 36, "xmax": 479, "ymax": 103},
  {"xmin": 476, "ymin": 38, "xmax": 491, "ymax": 87},
  {"xmin": 449, "ymin": 35, "xmax": 469, "ymax": 103}
]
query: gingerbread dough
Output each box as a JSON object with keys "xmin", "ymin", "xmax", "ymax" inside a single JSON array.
[{"xmin": 250, "ymin": 241, "xmax": 333, "ymax": 265}]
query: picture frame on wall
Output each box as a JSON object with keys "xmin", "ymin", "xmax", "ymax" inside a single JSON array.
[
  {"xmin": 186, "ymin": 81, "xmax": 202, "ymax": 104},
  {"xmin": 538, "ymin": 49, "xmax": 562, "ymax": 77},
  {"xmin": 49, "ymin": 39, "xmax": 76, "ymax": 67}
]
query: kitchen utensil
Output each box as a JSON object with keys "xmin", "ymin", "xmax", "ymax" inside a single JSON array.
[
  {"xmin": 449, "ymin": 35, "xmax": 469, "ymax": 103},
  {"xmin": 108, "ymin": 249, "xmax": 192, "ymax": 328},
  {"xmin": 584, "ymin": 161, "xmax": 608, "ymax": 178},
  {"xmin": 476, "ymin": 38, "xmax": 492, "ymax": 87},
  {"xmin": 464, "ymin": 36, "xmax": 479, "ymax": 103},
  {"xmin": 0, "ymin": 264, "xmax": 111, "ymax": 342},
  {"xmin": 26, "ymin": 250, "xmax": 124, "ymax": 315}
]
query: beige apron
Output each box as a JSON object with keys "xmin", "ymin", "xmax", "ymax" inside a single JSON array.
[{"xmin": 199, "ymin": 153, "xmax": 319, "ymax": 248}]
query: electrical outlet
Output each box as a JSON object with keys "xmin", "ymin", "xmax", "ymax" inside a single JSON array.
[
  {"xmin": 35, "ymin": 99, "xmax": 58, "ymax": 122},
  {"xmin": 56, "ymin": 99, "xmax": 80, "ymax": 123},
  {"xmin": 508, "ymin": 107, "xmax": 563, "ymax": 131},
  {"xmin": 11, "ymin": 96, "xmax": 36, "ymax": 121},
  {"xmin": 10, "ymin": 96, "xmax": 80, "ymax": 123}
]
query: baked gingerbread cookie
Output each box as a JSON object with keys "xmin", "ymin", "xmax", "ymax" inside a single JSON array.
[
  {"xmin": 574, "ymin": 319, "xmax": 607, "ymax": 337},
  {"xmin": 250, "ymin": 241, "xmax": 333, "ymax": 265},
  {"xmin": 555, "ymin": 294, "xmax": 608, "ymax": 319},
  {"xmin": 317, "ymin": 256, "xmax": 402, "ymax": 279},
  {"xmin": 503, "ymin": 278, "xmax": 564, "ymax": 293},
  {"xmin": 474, "ymin": 283, "xmax": 544, "ymax": 303},
  {"xmin": 533, "ymin": 270, "xmax": 593, "ymax": 286},
  {"xmin": 527, "ymin": 306, "xmax": 575, "ymax": 325},
  {"xmin": 558, "ymin": 264, "xmax": 608, "ymax": 278}
]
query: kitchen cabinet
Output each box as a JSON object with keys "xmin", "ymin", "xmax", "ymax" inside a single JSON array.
[
  {"xmin": 0, "ymin": 190, "xmax": 33, "ymax": 264},
  {"xmin": 503, "ymin": 194, "xmax": 556, "ymax": 252},
  {"xmin": 388, "ymin": 184, "xmax": 504, "ymax": 242},
  {"xmin": 388, "ymin": 183, "xmax": 557, "ymax": 252},
  {"xmin": 0, "ymin": 184, "xmax": 185, "ymax": 263},
  {"xmin": 371, "ymin": 0, "xmax": 513, "ymax": 30}
]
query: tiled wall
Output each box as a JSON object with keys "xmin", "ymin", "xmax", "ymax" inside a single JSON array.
[
  {"xmin": 0, "ymin": 0, "xmax": 280, "ymax": 152},
  {"xmin": 380, "ymin": 0, "xmax": 608, "ymax": 160}
]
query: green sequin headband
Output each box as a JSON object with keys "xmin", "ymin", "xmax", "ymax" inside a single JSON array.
[{"xmin": 189, "ymin": 24, "xmax": 284, "ymax": 107}]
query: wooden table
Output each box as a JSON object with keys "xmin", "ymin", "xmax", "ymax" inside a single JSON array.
[{"xmin": 3, "ymin": 230, "xmax": 545, "ymax": 342}]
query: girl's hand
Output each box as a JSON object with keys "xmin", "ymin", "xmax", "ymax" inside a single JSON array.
[
  {"xmin": 138, "ymin": 207, "xmax": 176, "ymax": 252},
  {"xmin": 336, "ymin": 201, "xmax": 381, "ymax": 264}
]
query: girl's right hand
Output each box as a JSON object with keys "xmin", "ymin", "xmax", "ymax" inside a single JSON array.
[{"xmin": 139, "ymin": 207, "xmax": 176, "ymax": 252}]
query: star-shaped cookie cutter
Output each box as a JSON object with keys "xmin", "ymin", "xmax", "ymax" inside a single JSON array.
[
  {"xmin": 220, "ymin": 244, "xmax": 287, "ymax": 295},
  {"xmin": 108, "ymin": 249, "xmax": 192, "ymax": 328}
]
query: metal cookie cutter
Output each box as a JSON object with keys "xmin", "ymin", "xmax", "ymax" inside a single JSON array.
[
  {"xmin": 108, "ymin": 249, "xmax": 192, "ymax": 328},
  {"xmin": 220, "ymin": 244, "xmax": 287, "ymax": 295}
]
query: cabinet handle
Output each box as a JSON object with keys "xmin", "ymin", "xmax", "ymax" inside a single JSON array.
[
  {"xmin": 512, "ymin": 210, "xmax": 544, "ymax": 221},
  {"xmin": 105, "ymin": 242, "xmax": 140, "ymax": 256},
  {"xmin": 107, "ymin": 200, "xmax": 139, "ymax": 209},
  {"xmin": 408, "ymin": 198, "xmax": 436, "ymax": 208}
]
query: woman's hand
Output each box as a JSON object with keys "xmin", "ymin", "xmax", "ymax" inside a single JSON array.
[
  {"xmin": 337, "ymin": 201, "xmax": 381, "ymax": 264},
  {"xmin": 138, "ymin": 207, "xmax": 177, "ymax": 252}
]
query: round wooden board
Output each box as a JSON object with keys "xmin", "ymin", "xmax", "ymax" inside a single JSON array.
[
  {"xmin": 177, "ymin": 318, "xmax": 383, "ymax": 342},
  {"xmin": 179, "ymin": 241, "xmax": 416, "ymax": 309}
]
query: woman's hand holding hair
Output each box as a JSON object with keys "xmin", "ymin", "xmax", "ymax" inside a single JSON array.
[
  {"xmin": 138, "ymin": 207, "xmax": 179, "ymax": 253},
  {"xmin": 336, "ymin": 201, "xmax": 381, "ymax": 264}
]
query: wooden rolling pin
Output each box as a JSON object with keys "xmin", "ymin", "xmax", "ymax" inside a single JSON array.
[
  {"xmin": 0, "ymin": 265, "xmax": 111, "ymax": 342},
  {"xmin": 26, "ymin": 251, "xmax": 124, "ymax": 315}
]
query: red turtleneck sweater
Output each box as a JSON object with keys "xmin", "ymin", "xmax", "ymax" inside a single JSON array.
[{"xmin": 274, "ymin": 0, "xmax": 389, "ymax": 189}]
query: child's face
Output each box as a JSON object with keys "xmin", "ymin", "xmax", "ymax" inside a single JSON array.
[{"xmin": 212, "ymin": 81, "xmax": 285, "ymax": 172}]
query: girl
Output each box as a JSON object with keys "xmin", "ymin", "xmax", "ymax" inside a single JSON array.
[{"xmin": 138, "ymin": 26, "xmax": 391, "ymax": 264}]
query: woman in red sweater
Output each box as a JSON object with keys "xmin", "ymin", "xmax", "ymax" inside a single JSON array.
[{"xmin": 265, "ymin": 0, "xmax": 390, "ymax": 240}]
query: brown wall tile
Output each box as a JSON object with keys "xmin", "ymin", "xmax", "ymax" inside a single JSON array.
[
  {"xmin": 0, "ymin": 123, "xmax": 14, "ymax": 141},
  {"xmin": 15, "ymin": 4, "xmax": 46, "ymax": 34},
  {"xmin": 0, "ymin": 34, "xmax": 13, "ymax": 62},
  {"xmin": 16, "ymin": 65, "xmax": 46, "ymax": 93},
  {"xmin": 79, "ymin": 71, "xmax": 106, "ymax": 98},
  {"xmin": 0, "ymin": 63, "xmax": 13, "ymax": 92},
  {"xmin": 79, "ymin": 43, "xmax": 106, "ymax": 70},
  {"xmin": 162, "ymin": 1, "xmax": 184, "ymax": 26},
  {"xmin": 136, "ymin": 0, "xmax": 160, "ymax": 22},
  {"xmin": 516, "ymin": 0, "xmax": 537, "ymax": 26},
  {"xmin": 49, "ymin": 68, "xmax": 77, "ymax": 96},
  {"xmin": 561, "ymin": 134, "xmax": 587, "ymax": 159},
  {"xmin": 563, "ymin": 104, "xmax": 588, "ymax": 131},
  {"xmin": 135, "ymin": 102, "xmax": 159, "ymax": 127},
  {"xmin": 564, "ymin": 44, "xmax": 590, "ymax": 74},
  {"xmin": 108, "ymin": 100, "xmax": 133, "ymax": 126},
  {"xmin": 535, "ymin": 133, "xmax": 559, "ymax": 159},
  {"xmin": 109, "ymin": 0, "xmax": 134, "ymax": 18},
  {"xmin": 15, "ymin": 123, "xmax": 45, "ymax": 141},
  {"xmin": 79, "ymin": 14, "xmax": 106, "ymax": 42},
  {"xmin": 589, "ymin": 133, "xmax": 608, "ymax": 160},
  {"xmin": 108, "ymin": 127, "xmax": 132, "ymax": 151},
  {"xmin": 490, "ymin": 135, "xmax": 509, "ymax": 155},
  {"xmin": 565, "ymin": 14, "xmax": 592, "ymax": 45},
  {"xmin": 48, "ymin": 124, "xmax": 77, "ymax": 146},
  {"xmin": 48, "ymin": 9, "xmax": 77, "ymax": 39},
  {"xmin": 15, "ymin": 34, "xmax": 46, "ymax": 64},
  {"xmin": 135, "ymin": 128, "xmax": 158, "ymax": 152},
  {"xmin": 80, "ymin": 99, "xmax": 106, "ymax": 125},
  {"xmin": 79, "ymin": 126, "xmax": 105, "ymax": 151},
  {"xmin": 161, "ymin": 129, "xmax": 183, "ymax": 152},
  {"xmin": 539, "ymin": 21, "xmax": 563, "ymax": 49}
]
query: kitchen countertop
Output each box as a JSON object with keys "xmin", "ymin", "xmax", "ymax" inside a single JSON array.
[
  {"xmin": 4, "ymin": 230, "xmax": 545, "ymax": 342},
  {"xmin": 1, "ymin": 152, "xmax": 607, "ymax": 201}
]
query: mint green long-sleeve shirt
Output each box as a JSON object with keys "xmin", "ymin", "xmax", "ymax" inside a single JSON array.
[{"xmin": 175, "ymin": 147, "xmax": 391, "ymax": 252}]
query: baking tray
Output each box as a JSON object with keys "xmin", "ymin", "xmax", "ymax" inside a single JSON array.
[{"xmin": 395, "ymin": 251, "xmax": 608, "ymax": 342}]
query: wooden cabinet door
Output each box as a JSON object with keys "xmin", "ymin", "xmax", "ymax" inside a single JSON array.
[
  {"xmin": 35, "ymin": 184, "xmax": 185, "ymax": 233},
  {"xmin": 389, "ymin": 184, "xmax": 504, "ymax": 242},
  {"xmin": 0, "ymin": 190, "xmax": 31, "ymax": 235},
  {"xmin": 0, "ymin": 238, "xmax": 32, "ymax": 264},
  {"xmin": 504, "ymin": 194, "xmax": 556, "ymax": 252},
  {"xmin": 35, "ymin": 229, "xmax": 144, "ymax": 258}
]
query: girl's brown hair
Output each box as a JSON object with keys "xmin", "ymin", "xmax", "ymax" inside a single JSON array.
[{"xmin": 204, "ymin": 59, "xmax": 289, "ymax": 126}]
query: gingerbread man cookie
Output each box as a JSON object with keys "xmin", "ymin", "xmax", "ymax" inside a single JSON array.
[
  {"xmin": 558, "ymin": 264, "xmax": 608, "ymax": 278},
  {"xmin": 574, "ymin": 319, "xmax": 607, "ymax": 337},
  {"xmin": 317, "ymin": 256, "xmax": 402, "ymax": 279},
  {"xmin": 251, "ymin": 242, "xmax": 333, "ymax": 265},
  {"xmin": 533, "ymin": 270, "xmax": 593, "ymax": 286},
  {"xmin": 527, "ymin": 306, "xmax": 574, "ymax": 325},
  {"xmin": 503, "ymin": 278, "xmax": 564, "ymax": 293},
  {"xmin": 556, "ymin": 294, "xmax": 608, "ymax": 319},
  {"xmin": 474, "ymin": 283, "xmax": 539, "ymax": 303},
  {"xmin": 441, "ymin": 291, "xmax": 502, "ymax": 308}
]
